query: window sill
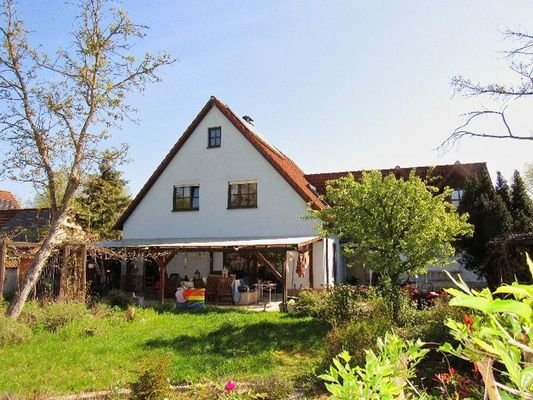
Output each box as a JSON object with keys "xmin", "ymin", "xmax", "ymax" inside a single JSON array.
[
  {"xmin": 207, "ymin": 145, "xmax": 221, "ymax": 149},
  {"xmin": 172, "ymin": 209, "xmax": 199, "ymax": 212},
  {"xmin": 227, "ymin": 205, "xmax": 258, "ymax": 210}
]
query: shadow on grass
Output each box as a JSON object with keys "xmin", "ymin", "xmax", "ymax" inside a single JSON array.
[{"xmin": 144, "ymin": 318, "xmax": 329, "ymax": 357}]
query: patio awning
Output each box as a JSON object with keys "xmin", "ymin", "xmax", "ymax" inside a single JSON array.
[{"xmin": 98, "ymin": 235, "xmax": 321, "ymax": 251}]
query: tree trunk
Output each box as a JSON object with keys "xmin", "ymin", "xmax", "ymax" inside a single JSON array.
[{"xmin": 6, "ymin": 212, "xmax": 69, "ymax": 319}]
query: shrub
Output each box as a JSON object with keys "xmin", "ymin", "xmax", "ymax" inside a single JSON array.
[
  {"xmin": 40, "ymin": 301, "xmax": 89, "ymax": 332},
  {"xmin": 294, "ymin": 289, "xmax": 326, "ymax": 319},
  {"xmin": 0, "ymin": 314, "xmax": 32, "ymax": 346},
  {"xmin": 322, "ymin": 316, "xmax": 392, "ymax": 368},
  {"xmin": 130, "ymin": 360, "xmax": 172, "ymax": 400},
  {"xmin": 104, "ymin": 289, "xmax": 130, "ymax": 310},
  {"xmin": 319, "ymin": 333, "xmax": 430, "ymax": 399},
  {"xmin": 251, "ymin": 375, "xmax": 293, "ymax": 400}
]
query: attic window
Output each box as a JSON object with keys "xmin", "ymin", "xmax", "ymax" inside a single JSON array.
[{"xmin": 208, "ymin": 127, "xmax": 221, "ymax": 148}]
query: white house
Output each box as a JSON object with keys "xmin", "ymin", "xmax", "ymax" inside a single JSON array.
[
  {"xmin": 104, "ymin": 96, "xmax": 343, "ymax": 303},
  {"xmin": 102, "ymin": 96, "xmax": 487, "ymax": 303}
]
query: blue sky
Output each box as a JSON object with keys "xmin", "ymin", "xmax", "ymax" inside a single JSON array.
[{"xmin": 2, "ymin": 0, "xmax": 533, "ymax": 204}]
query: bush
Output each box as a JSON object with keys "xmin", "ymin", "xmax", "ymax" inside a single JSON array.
[
  {"xmin": 296, "ymin": 285, "xmax": 386, "ymax": 326},
  {"xmin": 130, "ymin": 360, "xmax": 172, "ymax": 400},
  {"xmin": 40, "ymin": 302, "xmax": 89, "ymax": 332},
  {"xmin": 294, "ymin": 289, "xmax": 326, "ymax": 319},
  {"xmin": 0, "ymin": 314, "xmax": 32, "ymax": 346},
  {"xmin": 322, "ymin": 316, "xmax": 392, "ymax": 368},
  {"xmin": 104, "ymin": 289, "xmax": 130, "ymax": 310},
  {"xmin": 319, "ymin": 333, "xmax": 430, "ymax": 399}
]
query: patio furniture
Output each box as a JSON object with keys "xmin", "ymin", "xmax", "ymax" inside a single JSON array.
[{"xmin": 217, "ymin": 276, "xmax": 234, "ymax": 305}]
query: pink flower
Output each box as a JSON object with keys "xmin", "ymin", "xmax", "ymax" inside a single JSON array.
[{"xmin": 224, "ymin": 380, "xmax": 236, "ymax": 391}]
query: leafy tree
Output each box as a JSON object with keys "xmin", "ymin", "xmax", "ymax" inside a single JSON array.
[
  {"xmin": 310, "ymin": 171, "xmax": 472, "ymax": 323},
  {"xmin": 440, "ymin": 29, "xmax": 533, "ymax": 148},
  {"xmin": 75, "ymin": 152, "xmax": 130, "ymax": 239},
  {"xmin": 458, "ymin": 172, "xmax": 512, "ymax": 288},
  {"xmin": 0, "ymin": 0, "xmax": 174, "ymax": 318},
  {"xmin": 509, "ymin": 170, "xmax": 533, "ymax": 233}
]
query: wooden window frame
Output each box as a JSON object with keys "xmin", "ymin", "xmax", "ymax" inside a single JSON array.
[
  {"xmin": 227, "ymin": 181, "xmax": 257, "ymax": 209},
  {"xmin": 173, "ymin": 185, "xmax": 200, "ymax": 211},
  {"xmin": 208, "ymin": 127, "xmax": 222, "ymax": 148}
]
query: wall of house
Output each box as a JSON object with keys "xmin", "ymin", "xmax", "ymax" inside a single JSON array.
[{"xmin": 122, "ymin": 106, "xmax": 317, "ymax": 240}]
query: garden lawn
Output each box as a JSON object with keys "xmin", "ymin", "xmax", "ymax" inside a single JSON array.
[{"xmin": 0, "ymin": 307, "xmax": 328, "ymax": 396}]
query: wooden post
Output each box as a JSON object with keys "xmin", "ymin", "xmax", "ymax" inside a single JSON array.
[
  {"xmin": 0, "ymin": 239, "xmax": 7, "ymax": 301},
  {"xmin": 80, "ymin": 244, "xmax": 87, "ymax": 301},
  {"xmin": 209, "ymin": 251, "xmax": 214, "ymax": 274},
  {"xmin": 308, "ymin": 244, "xmax": 314, "ymax": 289},
  {"xmin": 159, "ymin": 262, "xmax": 165, "ymax": 305},
  {"xmin": 282, "ymin": 251, "xmax": 288, "ymax": 311}
]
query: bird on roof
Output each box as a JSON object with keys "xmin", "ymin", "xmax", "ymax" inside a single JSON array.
[{"xmin": 242, "ymin": 115, "xmax": 254, "ymax": 125}]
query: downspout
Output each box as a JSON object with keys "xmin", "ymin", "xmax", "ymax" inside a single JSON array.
[{"xmin": 325, "ymin": 238, "xmax": 329, "ymax": 287}]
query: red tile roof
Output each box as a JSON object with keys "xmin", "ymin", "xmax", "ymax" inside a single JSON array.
[
  {"xmin": 304, "ymin": 162, "xmax": 489, "ymax": 196},
  {"xmin": 115, "ymin": 97, "xmax": 326, "ymax": 230},
  {"xmin": 0, "ymin": 190, "xmax": 20, "ymax": 209}
]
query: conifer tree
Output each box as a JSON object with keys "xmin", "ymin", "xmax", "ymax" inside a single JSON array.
[
  {"xmin": 495, "ymin": 171, "xmax": 512, "ymax": 211},
  {"xmin": 510, "ymin": 170, "xmax": 533, "ymax": 233},
  {"xmin": 458, "ymin": 171, "xmax": 512, "ymax": 288},
  {"xmin": 75, "ymin": 153, "xmax": 131, "ymax": 240}
]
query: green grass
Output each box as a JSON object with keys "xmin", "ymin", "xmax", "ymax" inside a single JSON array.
[{"xmin": 0, "ymin": 305, "xmax": 328, "ymax": 395}]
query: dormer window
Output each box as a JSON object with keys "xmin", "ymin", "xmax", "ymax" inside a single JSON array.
[{"xmin": 208, "ymin": 127, "xmax": 221, "ymax": 148}]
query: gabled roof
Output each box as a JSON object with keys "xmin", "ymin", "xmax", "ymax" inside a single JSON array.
[
  {"xmin": 0, "ymin": 190, "xmax": 20, "ymax": 209},
  {"xmin": 0, "ymin": 208, "xmax": 51, "ymax": 242},
  {"xmin": 304, "ymin": 162, "xmax": 489, "ymax": 196},
  {"xmin": 115, "ymin": 97, "xmax": 327, "ymax": 230}
]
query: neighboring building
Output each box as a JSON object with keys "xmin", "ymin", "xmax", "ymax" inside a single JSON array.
[
  {"xmin": 0, "ymin": 190, "xmax": 20, "ymax": 210},
  {"xmin": 305, "ymin": 162, "xmax": 489, "ymax": 289},
  {"xmin": 0, "ymin": 205, "xmax": 52, "ymax": 297},
  {"xmin": 106, "ymin": 97, "xmax": 488, "ymax": 301}
]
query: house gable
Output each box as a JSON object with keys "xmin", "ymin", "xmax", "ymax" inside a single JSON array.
[{"xmin": 119, "ymin": 98, "xmax": 324, "ymax": 239}]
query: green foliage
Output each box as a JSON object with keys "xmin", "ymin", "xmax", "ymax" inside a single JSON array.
[
  {"xmin": 295, "ymin": 285, "xmax": 387, "ymax": 326},
  {"xmin": 458, "ymin": 171, "xmax": 513, "ymax": 287},
  {"xmin": 104, "ymin": 289, "xmax": 131, "ymax": 310},
  {"xmin": 310, "ymin": 170, "xmax": 472, "ymax": 322},
  {"xmin": 130, "ymin": 360, "xmax": 172, "ymax": 400},
  {"xmin": 320, "ymin": 333, "xmax": 429, "ymax": 399},
  {"xmin": 510, "ymin": 169, "xmax": 533, "ymax": 233},
  {"xmin": 75, "ymin": 152, "xmax": 131, "ymax": 239},
  {"xmin": 440, "ymin": 257, "xmax": 533, "ymax": 399},
  {"xmin": 0, "ymin": 313, "xmax": 32, "ymax": 346},
  {"xmin": 322, "ymin": 316, "xmax": 392, "ymax": 369}
]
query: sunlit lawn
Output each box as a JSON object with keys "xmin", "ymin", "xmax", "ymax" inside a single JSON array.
[{"xmin": 0, "ymin": 307, "xmax": 328, "ymax": 395}]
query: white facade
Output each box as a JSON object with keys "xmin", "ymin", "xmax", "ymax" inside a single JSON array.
[
  {"xmin": 123, "ymin": 106, "xmax": 317, "ymax": 240},
  {"xmin": 118, "ymin": 100, "xmax": 339, "ymax": 291}
]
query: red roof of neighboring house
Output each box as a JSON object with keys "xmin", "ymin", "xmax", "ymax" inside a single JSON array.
[
  {"xmin": 115, "ymin": 97, "xmax": 327, "ymax": 230},
  {"xmin": 0, "ymin": 190, "xmax": 20, "ymax": 209},
  {"xmin": 304, "ymin": 162, "xmax": 489, "ymax": 196}
]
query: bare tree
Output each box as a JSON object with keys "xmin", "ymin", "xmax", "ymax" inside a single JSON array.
[
  {"xmin": 0, "ymin": 0, "xmax": 174, "ymax": 318},
  {"xmin": 440, "ymin": 30, "xmax": 533, "ymax": 149}
]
